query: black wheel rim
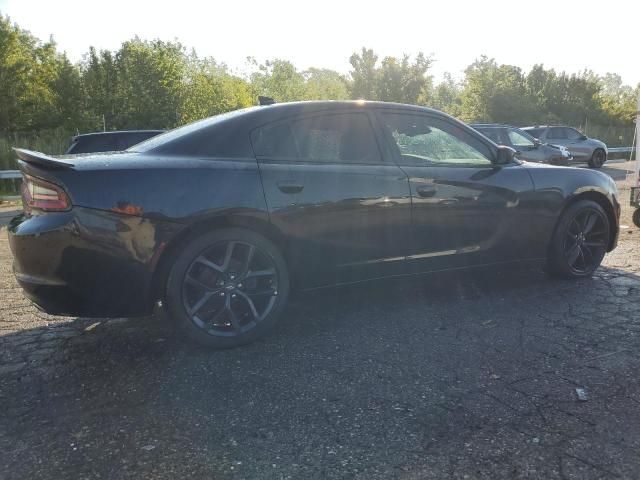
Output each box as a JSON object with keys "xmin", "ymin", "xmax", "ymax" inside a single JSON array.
[
  {"xmin": 181, "ymin": 241, "xmax": 279, "ymax": 337},
  {"xmin": 563, "ymin": 208, "xmax": 608, "ymax": 274}
]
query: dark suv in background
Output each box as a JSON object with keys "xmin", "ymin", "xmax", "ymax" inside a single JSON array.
[
  {"xmin": 522, "ymin": 126, "xmax": 607, "ymax": 168},
  {"xmin": 65, "ymin": 130, "xmax": 164, "ymax": 154},
  {"xmin": 472, "ymin": 124, "xmax": 571, "ymax": 165}
]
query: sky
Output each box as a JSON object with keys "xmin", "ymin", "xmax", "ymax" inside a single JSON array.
[{"xmin": 1, "ymin": 0, "xmax": 638, "ymax": 86}]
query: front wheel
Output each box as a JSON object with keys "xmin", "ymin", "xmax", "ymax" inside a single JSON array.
[
  {"xmin": 547, "ymin": 200, "xmax": 610, "ymax": 278},
  {"xmin": 165, "ymin": 228, "xmax": 289, "ymax": 348},
  {"xmin": 588, "ymin": 149, "xmax": 606, "ymax": 168},
  {"xmin": 633, "ymin": 208, "xmax": 640, "ymax": 228}
]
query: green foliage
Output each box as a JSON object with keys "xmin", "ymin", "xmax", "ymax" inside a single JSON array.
[
  {"xmin": 304, "ymin": 68, "xmax": 350, "ymax": 100},
  {"xmin": 0, "ymin": 13, "xmax": 637, "ymax": 173},
  {"xmin": 349, "ymin": 48, "xmax": 433, "ymax": 105},
  {"xmin": 248, "ymin": 60, "xmax": 350, "ymax": 102},
  {"xmin": 0, "ymin": 15, "xmax": 59, "ymax": 132},
  {"xmin": 0, "ymin": 128, "xmax": 70, "ymax": 170},
  {"xmin": 429, "ymin": 73, "xmax": 462, "ymax": 117},
  {"xmin": 249, "ymin": 59, "xmax": 308, "ymax": 102},
  {"xmin": 349, "ymin": 48, "xmax": 379, "ymax": 100},
  {"xmin": 180, "ymin": 56, "xmax": 253, "ymax": 124}
]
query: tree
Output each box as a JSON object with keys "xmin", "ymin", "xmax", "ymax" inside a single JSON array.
[
  {"xmin": 81, "ymin": 47, "xmax": 120, "ymax": 130},
  {"xmin": 429, "ymin": 73, "xmax": 462, "ymax": 117},
  {"xmin": 376, "ymin": 53, "xmax": 432, "ymax": 104},
  {"xmin": 304, "ymin": 68, "xmax": 349, "ymax": 100},
  {"xmin": 349, "ymin": 48, "xmax": 378, "ymax": 100},
  {"xmin": 249, "ymin": 59, "xmax": 307, "ymax": 102},
  {"xmin": 114, "ymin": 38, "xmax": 185, "ymax": 129},
  {"xmin": 348, "ymin": 48, "xmax": 432, "ymax": 104},
  {"xmin": 180, "ymin": 56, "xmax": 252, "ymax": 123},
  {"xmin": 52, "ymin": 54, "xmax": 85, "ymax": 131},
  {"xmin": 0, "ymin": 15, "xmax": 58, "ymax": 132}
]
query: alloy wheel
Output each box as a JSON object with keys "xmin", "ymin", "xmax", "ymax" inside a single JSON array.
[
  {"xmin": 563, "ymin": 208, "xmax": 608, "ymax": 274},
  {"xmin": 181, "ymin": 241, "xmax": 279, "ymax": 337}
]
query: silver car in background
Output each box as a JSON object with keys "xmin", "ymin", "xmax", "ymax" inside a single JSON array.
[
  {"xmin": 523, "ymin": 125, "xmax": 608, "ymax": 168},
  {"xmin": 472, "ymin": 124, "xmax": 572, "ymax": 165}
]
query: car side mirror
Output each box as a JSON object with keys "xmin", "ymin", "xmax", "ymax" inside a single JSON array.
[
  {"xmin": 533, "ymin": 139, "xmax": 542, "ymax": 148},
  {"xmin": 496, "ymin": 145, "xmax": 516, "ymax": 165},
  {"xmin": 579, "ymin": 135, "xmax": 588, "ymax": 141}
]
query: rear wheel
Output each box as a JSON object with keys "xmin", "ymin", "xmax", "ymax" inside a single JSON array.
[
  {"xmin": 165, "ymin": 228, "xmax": 289, "ymax": 348},
  {"xmin": 588, "ymin": 149, "xmax": 606, "ymax": 168},
  {"xmin": 547, "ymin": 200, "xmax": 610, "ymax": 278}
]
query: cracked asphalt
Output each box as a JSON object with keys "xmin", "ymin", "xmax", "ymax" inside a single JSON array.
[{"xmin": 1, "ymin": 161, "xmax": 639, "ymax": 479}]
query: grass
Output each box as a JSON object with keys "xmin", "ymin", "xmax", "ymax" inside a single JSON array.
[
  {"xmin": 0, "ymin": 129, "xmax": 72, "ymax": 198},
  {"xmin": 0, "ymin": 129, "xmax": 71, "ymax": 171}
]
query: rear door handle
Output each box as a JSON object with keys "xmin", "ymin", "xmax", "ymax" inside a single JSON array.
[
  {"xmin": 416, "ymin": 185, "xmax": 436, "ymax": 198},
  {"xmin": 277, "ymin": 182, "xmax": 304, "ymax": 194}
]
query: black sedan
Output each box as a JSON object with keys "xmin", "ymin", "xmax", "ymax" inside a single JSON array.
[{"xmin": 8, "ymin": 101, "xmax": 620, "ymax": 348}]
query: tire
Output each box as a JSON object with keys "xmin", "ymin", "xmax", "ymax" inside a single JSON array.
[
  {"xmin": 633, "ymin": 208, "xmax": 640, "ymax": 229},
  {"xmin": 547, "ymin": 200, "xmax": 610, "ymax": 279},
  {"xmin": 165, "ymin": 228, "xmax": 289, "ymax": 348},
  {"xmin": 588, "ymin": 149, "xmax": 606, "ymax": 168}
]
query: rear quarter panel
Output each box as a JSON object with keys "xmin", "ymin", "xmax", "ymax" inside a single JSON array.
[{"xmin": 21, "ymin": 153, "xmax": 269, "ymax": 224}]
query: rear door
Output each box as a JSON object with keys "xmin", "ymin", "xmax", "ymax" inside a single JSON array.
[
  {"xmin": 253, "ymin": 111, "xmax": 412, "ymax": 287},
  {"xmin": 375, "ymin": 111, "xmax": 536, "ymax": 272},
  {"xmin": 563, "ymin": 127, "xmax": 592, "ymax": 160}
]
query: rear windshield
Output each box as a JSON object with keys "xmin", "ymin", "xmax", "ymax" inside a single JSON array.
[
  {"xmin": 128, "ymin": 107, "xmax": 258, "ymax": 153},
  {"xmin": 523, "ymin": 128, "xmax": 546, "ymax": 139},
  {"xmin": 68, "ymin": 135, "xmax": 119, "ymax": 154}
]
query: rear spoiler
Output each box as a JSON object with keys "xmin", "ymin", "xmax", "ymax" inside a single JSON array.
[{"xmin": 13, "ymin": 148, "xmax": 75, "ymax": 170}]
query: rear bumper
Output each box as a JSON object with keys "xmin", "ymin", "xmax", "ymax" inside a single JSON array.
[{"xmin": 8, "ymin": 207, "xmax": 183, "ymax": 318}]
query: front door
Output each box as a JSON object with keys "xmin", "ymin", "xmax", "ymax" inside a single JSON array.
[
  {"xmin": 375, "ymin": 111, "xmax": 536, "ymax": 272},
  {"xmin": 547, "ymin": 127, "xmax": 590, "ymax": 161},
  {"xmin": 254, "ymin": 111, "xmax": 412, "ymax": 287},
  {"xmin": 506, "ymin": 128, "xmax": 546, "ymax": 163}
]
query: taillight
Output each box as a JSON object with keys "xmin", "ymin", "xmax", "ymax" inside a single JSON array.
[{"xmin": 21, "ymin": 174, "xmax": 71, "ymax": 212}]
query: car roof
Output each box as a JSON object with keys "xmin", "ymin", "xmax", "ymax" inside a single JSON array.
[
  {"xmin": 245, "ymin": 100, "xmax": 446, "ymax": 119},
  {"xmin": 130, "ymin": 100, "xmax": 484, "ymax": 157},
  {"xmin": 471, "ymin": 123, "xmax": 518, "ymax": 129}
]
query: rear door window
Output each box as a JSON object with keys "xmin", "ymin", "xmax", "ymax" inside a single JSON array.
[
  {"xmin": 252, "ymin": 113, "xmax": 382, "ymax": 164},
  {"xmin": 477, "ymin": 128, "xmax": 504, "ymax": 144},
  {"xmin": 565, "ymin": 128, "xmax": 583, "ymax": 140},
  {"xmin": 547, "ymin": 127, "xmax": 567, "ymax": 140},
  {"xmin": 251, "ymin": 123, "xmax": 298, "ymax": 159},
  {"xmin": 524, "ymin": 128, "xmax": 546, "ymax": 139}
]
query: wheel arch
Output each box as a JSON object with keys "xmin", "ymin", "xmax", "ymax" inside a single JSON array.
[
  {"xmin": 551, "ymin": 190, "xmax": 618, "ymax": 254},
  {"xmin": 149, "ymin": 213, "xmax": 288, "ymax": 308},
  {"xmin": 592, "ymin": 147, "xmax": 607, "ymax": 157}
]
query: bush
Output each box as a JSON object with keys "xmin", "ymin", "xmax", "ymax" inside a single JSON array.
[{"xmin": 0, "ymin": 129, "xmax": 71, "ymax": 170}]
